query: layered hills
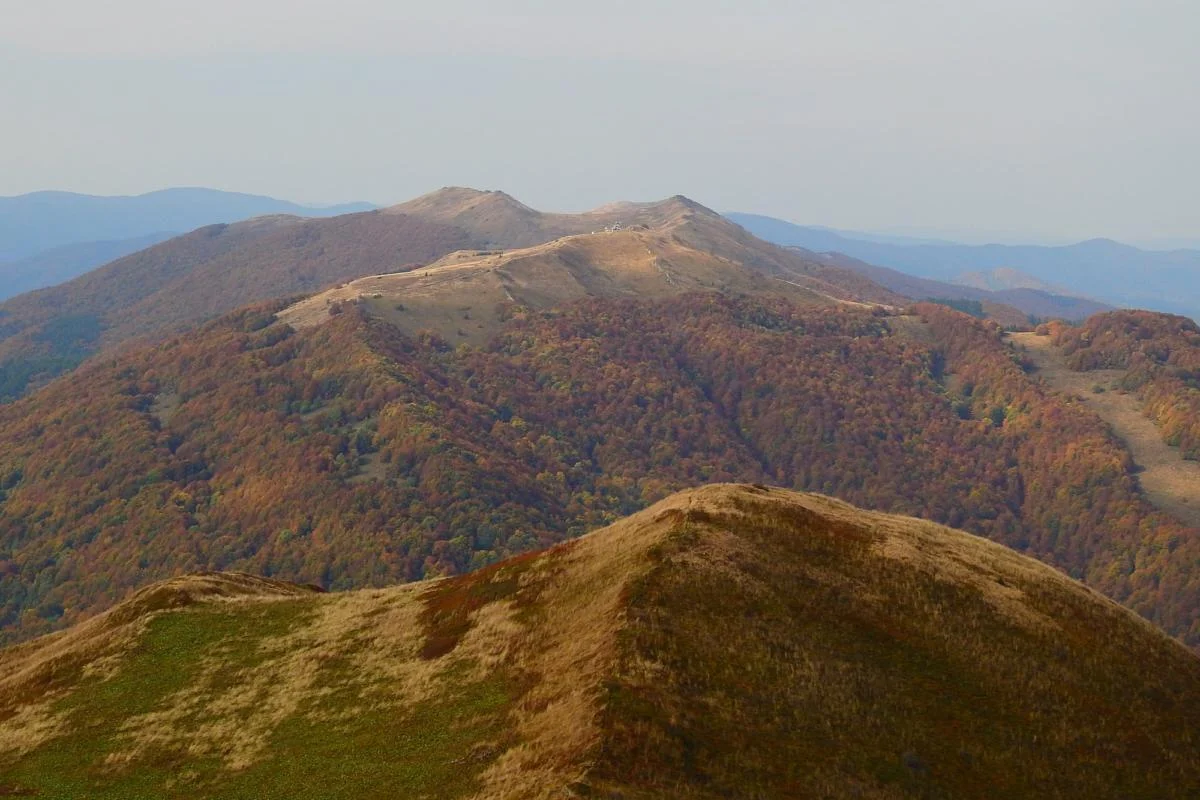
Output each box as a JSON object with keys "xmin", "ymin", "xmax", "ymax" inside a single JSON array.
[
  {"xmin": 2, "ymin": 485, "xmax": 1198, "ymax": 798},
  {"xmin": 279, "ymin": 196, "xmax": 900, "ymax": 346},
  {"xmin": 819, "ymin": 251, "xmax": 1112, "ymax": 324},
  {"xmin": 0, "ymin": 188, "xmax": 373, "ymax": 263},
  {"xmin": 1, "ymin": 290, "xmax": 1197, "ymax": 650},
  {"xmin": 730, "ymin": 211, "xmax": 1200, "ymax": 320},
  {"xmin": 0, "ymin": 233, "xmax": 177, "ymax": 302},
  {"xmin": 954, "ymin": 266, "xmax": 1072, "ymax": 294},
  {"xmin": 0, "ymin": 189, "xmax": 898, "ymax": 400}
]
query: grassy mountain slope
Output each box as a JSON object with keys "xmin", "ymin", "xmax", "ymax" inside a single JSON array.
[
  {"xmin": 1, "ymin": 295, "xmax": 1196, "ymax": 649},
  {"xmin": 0, "ymin": 212, "xmax": 474, "ymax": 399},
  {"xmin": 277, "ymin": 198, "xmax": 903, "ymax": 345},
  {"xmin": 2, "ymin": 485, "xmax": 1197, "ymax": 798},
  {"xmin": 0, "ymin": 189, "xmax": 900, "ymax": 400},
  {"xmin": 1011, "ymin": 329, "xmax": 1200, "ymax": 528}
]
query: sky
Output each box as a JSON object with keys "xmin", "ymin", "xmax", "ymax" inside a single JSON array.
[{"xmin": 1, "ymin": 0, "xmax": 1197, "ymax": 245}]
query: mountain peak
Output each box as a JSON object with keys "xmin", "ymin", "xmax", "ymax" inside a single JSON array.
[
  {"xmin": 388, "ymin": 186, "xmax": 535, "ymax": 217},
  {"xmin": 586, "ymin": 194, "xmax": 717, "ymax": 219}
]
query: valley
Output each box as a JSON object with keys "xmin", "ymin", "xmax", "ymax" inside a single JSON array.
[
  {"xmin": 1011, "ymin": 331, "xmax": 1200, "ymax": 527},
  {"xmin": 2, "ymin": 292, "xmax": 1198, "ymax": 652}
]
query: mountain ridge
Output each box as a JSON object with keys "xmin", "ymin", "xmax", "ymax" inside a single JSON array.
[
  {"xmin": 727, "ymin": 211, "xmax": 1200, "ymax": 319},
  {"xmin": 0, "ymin": 188, "xmax": 901, "ymax": 400},
  {"xmin": 2, "ymin": 292, "xmax": 1197, "ymax": 649},
  {"xmin": 2, "ymin": 484, "xmax": 1197, "ymax": 798},
  {"xmin": 278, "ymin": 196, "xmax": 904, "ymax": 344}
]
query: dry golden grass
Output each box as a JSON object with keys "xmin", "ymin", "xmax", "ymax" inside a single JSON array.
[
  {"xmin": 3, "ymin": 485, "xmax": 1198, "ymax": 798},
  {"xmin": 277, "ymin": 228, "xmax": 833, "ymax": 347},
  {"xmin": 275, "ymin": 192, "xmax": 910, "ymax": 348},
  {"xmin": 469, "ymin": 499, "xmax": 683, "ymax": 799},
  {"xmin": 0, "ymin": 573, "xmax": 320, "ymax": 762}
]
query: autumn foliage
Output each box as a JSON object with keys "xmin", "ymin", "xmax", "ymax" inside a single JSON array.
[
  {"xmin": 1054, "ymin": 310, "xmax": 1200, "ymax": 460},
  {"xmin": 0, "ymin": 297, "xmax": 1196, "ymax": 646}
]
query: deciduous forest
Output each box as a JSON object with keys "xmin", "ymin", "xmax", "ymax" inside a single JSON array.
[
  {"xmin": 0, "ymin": 297, "xmax": 1195, "ymax": 646},
  {"xmin": 1053, "ymin": 310, "xmax": 1200, "ymax": 460}
]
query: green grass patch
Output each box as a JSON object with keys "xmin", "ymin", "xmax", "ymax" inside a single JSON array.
[
  {"xmin": 0, "ymin": 600, "xmax": 312, "ymax": 799},
  {"xmin": 208, "ymin": 664, "xmax": 513, "ymax": 800},
  {"xmin": 2, "ymin": 597, "xmax": 519, "ymax": 800}
]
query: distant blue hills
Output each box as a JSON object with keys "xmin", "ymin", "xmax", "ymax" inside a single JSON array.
[
  {"xmin": 727, "ymin": 213, "xmax": 1200, "ymax": 321},
  {"xmin": 0, "ymin": 188, "xmax": 375, "ymax": 300}
]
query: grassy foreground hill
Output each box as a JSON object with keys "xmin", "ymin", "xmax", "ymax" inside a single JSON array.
[{"xmin": 2, "ymin": 484, "xmax": 1198, "ymax": 799}]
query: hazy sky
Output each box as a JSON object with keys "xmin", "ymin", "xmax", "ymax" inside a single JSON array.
[{"xmin": 2, "ymin": 1, "xmax": 1197, "ymax": 244}]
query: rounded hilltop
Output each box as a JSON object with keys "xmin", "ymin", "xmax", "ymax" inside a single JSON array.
[{"xmin": 2, "ymin": 484, "xmax": 1197, "ymax": 798}]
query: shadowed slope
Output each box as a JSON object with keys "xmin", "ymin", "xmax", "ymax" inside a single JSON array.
[{"xmin": 1, "ymin": 485, "xmax": 1197, "ymax": 798}]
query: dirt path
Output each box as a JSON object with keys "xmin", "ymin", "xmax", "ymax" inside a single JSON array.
[{"xmin": 1009, "ymin": 332, "xmax": 1200, "ymax": 528}]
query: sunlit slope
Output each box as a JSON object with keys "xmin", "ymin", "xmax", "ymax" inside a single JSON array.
[
  {"xmin": 0, "ymin": 188, "xmax": 900, "ymax": 400},
  {"xmin": 279, "ymin": 228, "xmax": 834, "ymax": 345},
  {"xmin": 3, "ymin": 485, "xmax": 1197, "ymax": 799},
  {"xmin": 280, "ymin": 193, "xmax": 903, "ymax": 344}
]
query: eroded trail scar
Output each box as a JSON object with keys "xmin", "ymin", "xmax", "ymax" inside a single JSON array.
[{"xmin": 1010, "ymin": 332, "xmax": 1200, "ymax": 528}]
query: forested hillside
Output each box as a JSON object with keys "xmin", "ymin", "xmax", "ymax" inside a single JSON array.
[
  {"xmin": 1051, "ymin": 310, "xmax": 1200, "ymax": 460},
  {"xmin": 0, "ymin": 296, "xmax": 1194, "ymax": 647}
]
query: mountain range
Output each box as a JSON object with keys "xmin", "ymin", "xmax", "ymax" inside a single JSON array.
[
  {"xmin": 0, "ymin": 189, "xmax": 901, "ymax": 401},
  {"xmin": 1, "ymin": 184, "xmax": 1199, "ymax": 794},
  {"xmin": 811, "ymin": 251, "xmax": 1111, "ymax": 325},
  {"xmin": 3, "ymin": 485, "xmax": 1197, "ymax": 798},
  {"xmin": 728, "ymin": 212, "xmax": 1200, "ymax": 320},
  {"xmin": 0, "ymin": 237, "xmax": 1195, "ymax": 654},
  {"xmin": 0, "ymin": 188, "xmax": 375, "ymax": 300}
]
